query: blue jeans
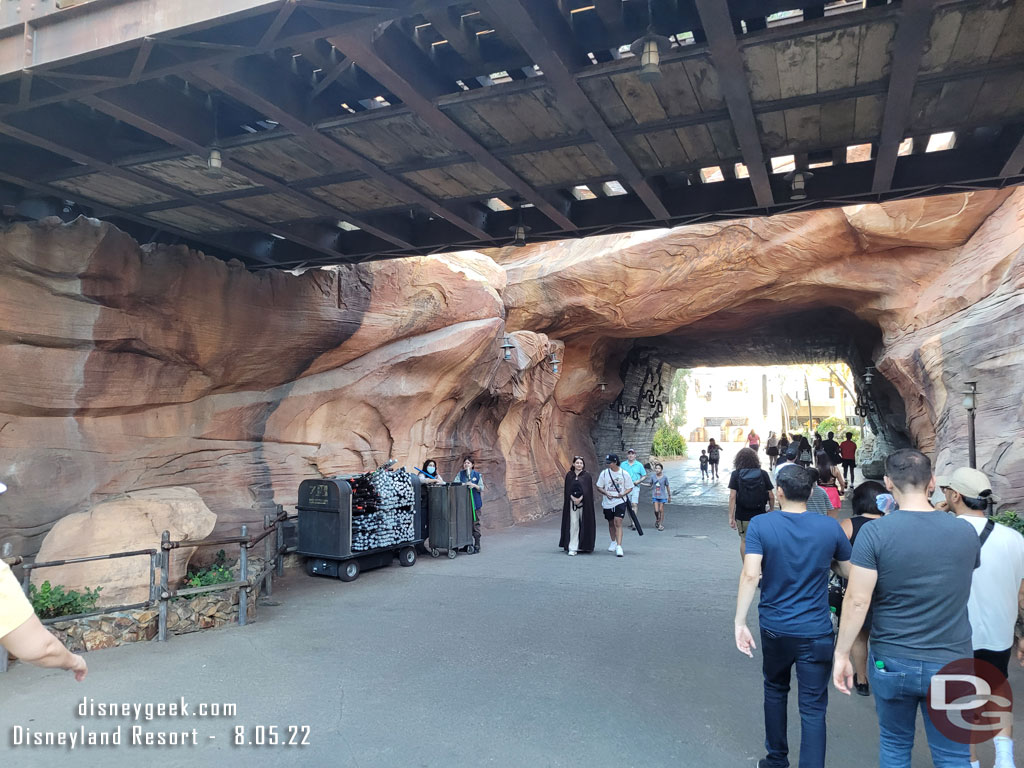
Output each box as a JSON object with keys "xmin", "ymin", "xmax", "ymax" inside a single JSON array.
[
  {"xmin": 868, "ymin": 651, "xmax": 971, "ymax": 767},
  {"xmin": 760, "ymin": 629, "xmax": 834, "ymax": 768}
]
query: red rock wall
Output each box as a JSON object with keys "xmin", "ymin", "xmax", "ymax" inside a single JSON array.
[{"xmin": 2, "ymin": 188, "xmax": 1022, "ymax": 556}]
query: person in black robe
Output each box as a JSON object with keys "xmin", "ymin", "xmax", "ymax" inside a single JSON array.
[{"xmin": 559, "ymin": 456, "xmax": 596, "ymax": 555}]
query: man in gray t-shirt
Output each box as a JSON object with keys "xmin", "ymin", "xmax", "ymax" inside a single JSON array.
[{"xmin": 832, "ymin": 449, "xmax": 979, "ymax": 768}]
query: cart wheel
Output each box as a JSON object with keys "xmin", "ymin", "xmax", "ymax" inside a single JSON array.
[
  {"xmin": 304, "ymin": 559, "xmax": 317, "ymax": 577},
  {"xmin": 431, "ymin": 548, "xmax": 441, "ymax": 558},
  {"xmin": 447, "ymin": 549, "xmax": 457, "ymax": 559},
  {"xmin": 339, "ymin": 560, "xmax": 360, "ymax": 582},
  {"xmin": 399, "ymin": 546, "xmax": 416, "ymax": 567},
  {"xmin": 464, "ymin": 545, "xmax": 475, "ymax": 555}
]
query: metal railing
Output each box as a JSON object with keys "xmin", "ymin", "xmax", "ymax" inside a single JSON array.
[{"xmin": 2, "ymin": 506, "xmax": 296, "ymax": 671}]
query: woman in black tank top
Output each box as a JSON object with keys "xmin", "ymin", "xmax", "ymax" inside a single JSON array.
[{"xmin": 840, "ymin": 480, "xmax": 888, "ymax": 696}]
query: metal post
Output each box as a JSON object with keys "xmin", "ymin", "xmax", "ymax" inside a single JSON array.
[
  {"xmin": 275, "ymin": 516, "xmax": 285, "ymax": 578},
  {"xmin": 967, "ymin": 407, "xmax": 977, "ymax": 469},
  {"xmin": 158, "ymin": 531, "xmax": 169, "ymax": 642},
  {"xmin": 263, "ymin": 514, "xmax": 273, "ymax": 598},
  {"xmin": 804, "ymin": 374, "xmax": 814, "ymax": 431},
  {"xmin": 0, "ymin": 541, "xmax": 9, "ymax": 672},
  {"xmin": 239, "ymin": 525, "xmax": 248, "ymax": 627}
]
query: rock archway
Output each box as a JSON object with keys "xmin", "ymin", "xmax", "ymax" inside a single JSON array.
[{"xmin": 2, "ymin": 188, "xmax": 1022, "ymax": 557}]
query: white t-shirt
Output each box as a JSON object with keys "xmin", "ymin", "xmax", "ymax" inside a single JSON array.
[
  {"xmin": 958, "ymin": 515, "xmax": 1024, "ymax": 651},
  {"xmin": 597, "ymin": 468, "xmax": 634, "ymax": 510}
]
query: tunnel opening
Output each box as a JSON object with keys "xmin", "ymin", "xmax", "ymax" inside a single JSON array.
[{"xmin": 590, "ymin": 307, "xmax": 912, "ymax": 478}]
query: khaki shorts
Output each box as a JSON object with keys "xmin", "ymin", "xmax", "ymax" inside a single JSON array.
[{"xmin": 736, "ymin": 519, "xmax": 751, "ymax": 537}]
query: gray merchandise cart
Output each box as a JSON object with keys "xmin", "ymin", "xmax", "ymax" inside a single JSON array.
[
  {"xmin": 426, "ymin": 483, "xmax": 475, "ymax": 558},
  {"xmin": 297, "ymin": 472, "xmax": 423, "ymax": 583}
]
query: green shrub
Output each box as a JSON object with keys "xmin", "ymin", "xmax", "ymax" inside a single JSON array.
[
  {"xmin": 808, "ymin": 417, "xmax": 863, "ymax": 447},
  {"xmin": 29, "ymin": 581, "xmax": 102, "ymax": 620},
  {"xmin": 652, "ymin": 426, "xmax": 687, "ymax": 458},
  {"xmin": 992, "ymin": 510, "xmax": 1024, "ymax": 536},
  {"xmin": 184, "ymin": 549, "xmax": 233, "ymax": 589}
]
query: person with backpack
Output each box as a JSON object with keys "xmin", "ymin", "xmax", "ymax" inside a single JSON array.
[
  {"xmin": 797, "ymin": 436, "xmax": 814, "ymax": 468},
  {"xmin": 707, "ymin": 438, "xmax": 722, "ymax": 480},
  {"xmin": 728, "ymin": 447, "xmax": 776, "ymax": 560},
  {"xmin": 699, "ymin": 450, "xmax": 710, "ymax": 480}
]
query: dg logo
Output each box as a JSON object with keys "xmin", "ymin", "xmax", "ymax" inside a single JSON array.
[{"xmin": 927, "ymin": 658, "xmax": 1013, "ymax": 744}]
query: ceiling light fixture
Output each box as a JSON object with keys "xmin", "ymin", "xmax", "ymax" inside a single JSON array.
[{"xmin": 630, "ymin": 0, "xmax": 672, "ymax": 83}]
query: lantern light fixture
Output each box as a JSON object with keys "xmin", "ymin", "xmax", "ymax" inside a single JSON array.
[
  {"xmin": 599, "ymin": 380, "xmax": 607, "ymax": 392},
  {"xmin": 510, "ymin": 203, "xmax": 531, "ymax": 247},
  {"xmin": 783, "ymin": 170, "xmax": 813, "ymax": 200},
  {"xmin": 549, "ymin": 352, "xmax": 561, "ymax": 375},
  {"xmin": 207, "ymin": 147, "xmax": 223, "ymax": 178},
  {"xmin": 629, "ymin": 0, "xmax": 672, "ymax": 83}
]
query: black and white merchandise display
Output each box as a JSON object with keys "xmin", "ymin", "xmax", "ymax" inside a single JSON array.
[{"xmin": 349, "ymin": 466, "xmax": 416, "ymax": 551}]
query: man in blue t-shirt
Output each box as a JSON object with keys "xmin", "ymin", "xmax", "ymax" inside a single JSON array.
[
  {"xmin": 622, "ymin": 449, "xmax": 648, "ymax": 529},
  {"xmin": 735, "ymin": 463, "xmax": 851, "ymax": 768}
]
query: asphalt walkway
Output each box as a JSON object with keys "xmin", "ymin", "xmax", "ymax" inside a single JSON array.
[{"xmin": 1, "ymin": 452, "xmax": 1018, "ymax": 767}]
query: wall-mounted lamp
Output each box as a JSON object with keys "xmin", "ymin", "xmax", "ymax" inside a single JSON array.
[
  {"xmin": 863, "ymin": 365, "xmax": 876, "ymax": 386},
  {"xmin": 783, "ymin": 170, "xmax": 813, "ymax": 201},
  {"xmin": 549, "ymin": 352, "xmax": 561, "ymax": 375},
  {"xmin": 629, "ymin": 0, "xmax": 672, "ymax": 82},
  {"xmin": 510, "ymin": 204, "xmax": 531, "ymax": 247},
  {"xmin": 599, "ymin": 380, "xmax": 607, "ymax": 392},
  {"xmin": 500, "ymin": 336, "xmax": 515, "ymax": 361}
]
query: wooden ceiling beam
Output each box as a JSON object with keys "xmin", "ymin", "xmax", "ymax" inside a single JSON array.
[
  {"xmin": 196, "ymin": 56, "xmax": 492, "ymax": 241},
  {"xmin": 477, "ymin": 0, "xmax": 671, "ymax": 222},
  {"xmin": 325, "ymin": 22, "xmax": 579, "ymax": 231},
  {"xmin": 693, "ymin": 0, "xmax": 773, "ymax": 208},
  {"xmin": 420, "ymin": 6, "xmax": 480, "ymax": 65},
  {"xmin": 871, "ymin": 0, "xmax": 932, "ymax": 194},
  {"xmin": 82, "ymin": 82, "xmax": 418, "ymax": 251}
]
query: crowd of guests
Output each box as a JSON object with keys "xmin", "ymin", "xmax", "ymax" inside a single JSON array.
[{"xmin": 733, "ymin": 448, "xmax": 1024, "ymax": 768}]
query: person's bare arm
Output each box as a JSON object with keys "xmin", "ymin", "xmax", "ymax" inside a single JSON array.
[
  {"xmin": 2, "ymin": 616, "xmax": 88, "ymax": 681},
  {"xmin": 833, "ymin": 565, "xmax": 878, "ymax": 694},
  {"xmin": 767, "ymin": 490, "xmax": 776, "ymax": 511},
  {"xmin": 734, "ymin": 553, "xmax": 763, "ymax": 657},
  {"xmin": 832, "ymin": 559, "xmax": 852, "ymax": 579},
  {"xmin": 728, "ymin": 489, "xmax": 737, "ymax": 529}
]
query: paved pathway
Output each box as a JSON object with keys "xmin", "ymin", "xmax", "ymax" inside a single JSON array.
[{"xmin": 1, "ymin": 452, "xmax": 1015, "ymax": 767}]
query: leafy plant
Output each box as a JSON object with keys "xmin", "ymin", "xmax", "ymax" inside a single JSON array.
[
  {"xmin": 808, "ymin": 417, "xmax": 862, "ymax": 448},
  {"xmin": 652, "ymin": 425, "xmax": 688, "ymax": 457},
  {"xmin": 184, "ymin": 549, "xmax": 233, "ymax": 589},
  {"xmin": 28, "ymin": 581, "xmax": 102, "ymax": 620},
  {"xmin": 992, "ymin": 510, "xmax": 1024, "ymax": 536}
]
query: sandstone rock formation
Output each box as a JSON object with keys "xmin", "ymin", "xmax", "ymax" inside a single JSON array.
[
  {"xmin": 1, "ymin": 187, "xmax": 1022, "ymax": 566},
  {"xmin": 31, "ymin": 487, "xmax": 217, "ymax": 607}
]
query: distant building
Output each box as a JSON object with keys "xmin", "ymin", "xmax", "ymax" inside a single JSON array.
[{"xmin": 685, "ymin": 365, "xmax": 856, "ymax": 443}]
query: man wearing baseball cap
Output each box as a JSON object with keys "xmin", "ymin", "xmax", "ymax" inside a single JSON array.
[
  {"xmin": 941, "ymin": 467, "xmax": 1024, "ymax": 768},
  {"xmin": 621, "ymin": 449, "xmax": 647, "ymax": 530}
]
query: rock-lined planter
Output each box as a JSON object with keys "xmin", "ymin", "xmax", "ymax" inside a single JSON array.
[{"xmin": 44, "ymin": 561, "xmax": 264, "ymax": 653}]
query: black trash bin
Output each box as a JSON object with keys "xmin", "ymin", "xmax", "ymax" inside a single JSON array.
[
  {"xmin": 426, "ymin": 484, "xmax": 475, "ymax": 558},
  {"xmin": 297, "ymin": 469, "xmax": 423, "ymax": 582}
]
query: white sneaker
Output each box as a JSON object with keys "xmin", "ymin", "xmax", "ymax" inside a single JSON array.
[
  {"xmin": 616, "ymin": 545, "xmax": 624, "ymax": 557},
  {"xmin": 608, "ymin": 541, "xmax": 617, "ymax": 552}
]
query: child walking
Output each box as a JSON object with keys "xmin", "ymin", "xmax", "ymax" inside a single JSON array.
[
  {"xmin": 650, "ymin": 463, "xmax": 671, "ymax": 531},
  {"xmin": 699, "ymin": 450, "xmax": 710, "ymax": 480}
]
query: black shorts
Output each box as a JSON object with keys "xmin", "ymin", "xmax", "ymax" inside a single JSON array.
[
  {"xmin": 709, "ymin": 459, "xmax": 719, "ymax": 467},
  {"xmin": 841, "ymin": 459, "xmax": 856, "ymax": 469},
  {"xmin": 974, "ymin": 647, "xmax": 1012, "ymax": 679},
  {"xmin": 603, "ymin": 503, "xmax": 627, "ymax": 521}
]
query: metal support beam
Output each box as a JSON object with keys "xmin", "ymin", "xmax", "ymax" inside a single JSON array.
[
  {"xmin": 326, "ymin": 21, "xmax": 579, "ymax": 231},
  {"xmin": 1001, "ymin": 133, "xmax": 1024, "ymax": 177},
  {"xmin": 871, "ymin": 0, "xmax": 932, "ymax": 193},
  {"xmin": 693, "ymin": 0, "xmax": 774, "ymax": 208},
  {"xmin": 197, "ymin": 58, "xmax": 492, "ymax": 242},
  {"xmin": 478, "ymin": 0, "xmax": 671, "ymax": 222}
]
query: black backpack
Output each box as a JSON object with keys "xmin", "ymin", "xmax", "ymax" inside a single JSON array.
[{"xmin": 736, "ymin": 468, "xmax": 768, "ymax": 510}]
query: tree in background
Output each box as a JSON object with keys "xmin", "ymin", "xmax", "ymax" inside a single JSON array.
[{"xmin": 652, "ymin": 369, "xmax": 690, "ymax": 457}]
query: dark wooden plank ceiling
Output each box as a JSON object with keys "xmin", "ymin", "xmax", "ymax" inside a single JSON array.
[{"xmin": 1, "ymin": 0, "xmax": 1023, "ymax": 269}]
